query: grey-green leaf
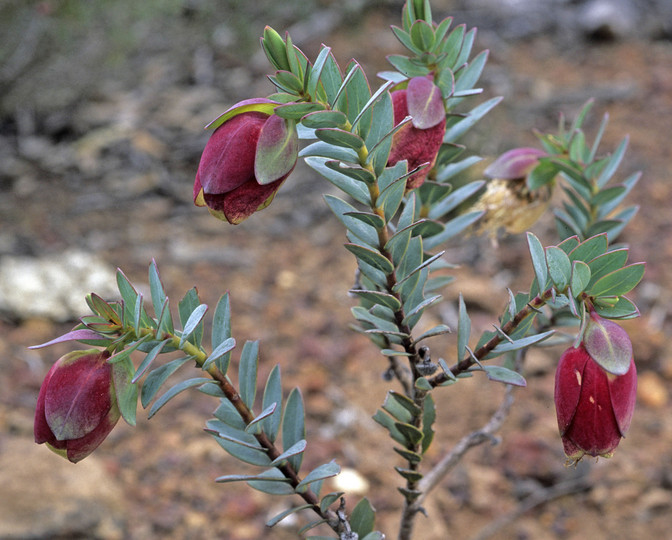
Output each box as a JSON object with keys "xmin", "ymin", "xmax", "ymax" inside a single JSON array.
[{"xmin": 239, "ymin": 340, "xmax": 260, "ymax": 410}]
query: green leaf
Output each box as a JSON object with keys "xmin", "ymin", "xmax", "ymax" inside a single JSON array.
[
  {"xmin": 345, "ymin": 211, "xmax": 386, "ymax": 229},
  {"xmin": 203, "ymin": 337, "xmax": 236, "ymax": 372},
  {"xmin": 364, "ymin": 89, "xmax": 394, "ymax": 176},
  {"xmin": 372, "ymin": 410, "xmax": 407, "ymax": 446},
  {"xmin": 383, "ymin": 391, "xmax": 421, "ymax": 421},
  {"xmin": 320, "ymin": 492, "xmax": 345, "ymax": 514},
  {"xmin": 283, "ymin": 388, "xmax": 306, "ymax": 472},
  {"xmin": 443, "ymin": 97, "xmax": 501, "ymax": 143},
  {"xmin": 213, "ymin": 399, "xmax": 246, "ymax": 430},
  {"xmin": 269, "ymin": 70, "xmax": 304, "ymax": 94},
  {"xmin": 391, "ymin": 26, "xmax": 422, "ymax": 55},
  {"xmin": 315, "ymin": 127, "xmax": 365, "ymax": 150},
  {"xmin": 350, "ymin": 498, "xmax": 376, "ymax": 538},
  {"xmin": 247, "ymin": 468, "xmax": 295, "ymax": 495},
  {"xmin": 394, "ymin": 421, "xmax": 424, "ymax": 446},
  {"xmin": 266, "ymin": 504, "xmax": 314, "ymax": 528},
  {"xmin": 415, "ymin": 324, "xmax": 452, "ymax": 343},
  {"xmin": 262, "ymin": 365, "xmax": 283, "ymax": 442},
  {"xmin": 486, "ymin": 330, "xmax": 555, "ymax": 357},
  {"xmin": 378, "ymin": 174, "xmax": 408, "ymax": 223},
  {"xmin": 421, "ymin": 393, "xmax": 436, "ymax": 453},
  {"xmin": 321, "ymin": 51, "xmax": 344, "ymax": 106},
  {"xmin": 350, "ymin": 289, "xmax": 402, "ymax": 312},
  {"xmin": 211, "ymin": 293, "xmax": 232, "ymax": 373},
  {"xmin": 296, "ymin": 461, "xmax": 341, "ymax": 492},
  {"xmin": 569, "ymin": 234, "xmax": 608, "ymax": 263},
  {"xmin": 402, "ymin": 294, "xmax": 442, "ymax": 325},
  {"xmin": 570, "ymin": 261, "xmax": 592, "ymax": 297},
  {"xmin": 427, "ymin": 180, "xmax": 485, "ymax": 220},
  {"xmin": 179, "ymin": 303, "xmax": 208, "ymax": 348},
  {"xmin": 325, "ymin": 162, "xmax": 376, "ymax": 186},
  {"xmin": 148, "ymin": 377, "xmax": 211, "ymax": 418},
  {"xmin": 132, "ymin": 338, "xmax": 171, "ymax": 383},
  {"xmin": 178, "ymin": 288, "xmax": 203, "ymax": 347},
  {"xmin": 527, "ymin": 160, "xmax": 560, "ymax": 190},
  {"xmin": 306, "ymin": 45, "xmax": 332, "ymax": 98},
  {"xmin": 589, "ymin": 263, "xmax": 645, "ymax": 298},
  {"xmin": 304, "ymin": 156, "xmax": 370, "ymax": 205},
  {"xmin": 245, "ymin": 402, "xmax": 278, "ymax": 434},
  {"xmin": 546, "ymin": 246, "xmax": 572, "ymax": 291},
  {"xmin": 262, "ymin": 26, "xmax": 290, "ymax": 71},
  {"xmin": 482, "ymin": 365, "xmax": 527, "ymax": 387},
  {"xmin": 207, "ymin": 420, "xmax": 271, "ymax": 467},
  {"xmin": 394, "ymin": 446, "xmax": 422, "ymax": 464},
  {"xmin": 273, "ymin": 101, "xmax": 326, "ymax": 121},
  {"xmin": 410, "ymin": 19, "xmax": 435, "ymax": 51},
  {"xmin": 112, "ymin": 358, "xmax": 137, "ymax": 426},
  {"xmin": 422, "ymin": 210, "xmax": 483, "ymax": 249},
  {"xmin": 434, "ymin": 156, "xmax": 482, "ymax": 184},
  {"xmin": 301, "ymin": 110, "xmax": 348, "ymax": 129},
  {"xmin": 387, "ymin": 54, "xmax": 429, "ymax": 78},
  {"xmin": 342, "ymin": 62, "xmax": 372, "ymax": 138},
  {"xmin": 271, "ymin": 439, "xmax": 306, "ymax": 467},
  {"xmin": 362, "ymin": 532, "xmax": 385, "ymax": 540},
  {"xmin": 593, "ymin": 296, "xmax": 639, "ymax": 319},
  {"xmin": 596, "ymin": 136, "xmax": 629, "ymax": 189},
  {"xmin": 239, "ymin": 340, "xmax": 259, "ymax": 410},
  {"xmin": 300, "ymin": 141, "xmax": 359, "ymax": 163},
  {"xmin": 140, "ymin": 356, "xmax": 192, "ymax": 408},
  {"xmin": 344, "ymin": 244, "xmax": 394, "ymax": 275},
  {"xmin": 324, "ymin": 195, "xmax": 379, "ymax": 247},
  {"xmin": 457, "ymin": 294, "xmax": 470, "ymax": 360},
  {"xmin": 148, "ymin": 260, "xmax": 169, "ymax": 325}
]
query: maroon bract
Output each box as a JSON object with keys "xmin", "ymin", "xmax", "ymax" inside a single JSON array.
[
  {"xmin": 194, "ymin": 99, "xmax": 298, "ymax": 224},
  {"xmin": 554, "ymin": 336, "xmax": 637, "ymax": 461},
  {"xmin": 34, "ymin": 349, "xmax": 120, "ymax": 463},
  {"xmin": 387, "ymin": 77, "xmax": 446, "ymax": 190}
]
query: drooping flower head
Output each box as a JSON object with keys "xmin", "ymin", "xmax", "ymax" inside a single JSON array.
[
  {"xmin": 554, "ymin": 312, "xmax": 637, "ymax": 462},
  {"xmin": 194, "ymin": 98, "xmax": 298, "ymax": 224},
  {"xmin": 34, "ymin": 349, "xmax": 120, "ymax": 463}
]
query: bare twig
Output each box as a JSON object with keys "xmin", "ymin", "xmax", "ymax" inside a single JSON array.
[
  {"xmin": 412, "ymin": 384, "xmax": 516, "ymax": 509},
  {"xmin": 470, "ymin": 477, "xmax": 592, "ymax": 540}
]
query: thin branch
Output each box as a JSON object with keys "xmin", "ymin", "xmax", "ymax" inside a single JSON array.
[
  {"xmin": 412, "ymin": 384, "xmax": 515, "ymax": 509},
  {"xmin": 470, "ymin": 477, "xmax": 592, "ymax": 540}
]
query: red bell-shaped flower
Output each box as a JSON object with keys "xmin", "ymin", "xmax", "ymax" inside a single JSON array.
[
  {"xmin": 387, "ymin": 77, "xmax": 446, "ymax": 190},
  {"xmin": 554, "ymin": 336, "xmax": 637, "ymax": 461},
  {"xmin": 34, "ymin": 349, "xmax": 120, "ymax": 463},
  {"xmin": 194, "ymin": 98, "xmax": 298, "ymax": 224}
]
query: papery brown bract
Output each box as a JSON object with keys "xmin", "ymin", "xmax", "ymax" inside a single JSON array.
[
  {"xmin": 387, "ymin": 77, "xmax": 446, "ymax": 190},
  {"xmin": 34, "ymin": 349, "xmax": 120, "ymax": 463},
  {"xmin": 554, "ymin": 344, "xmax": 636, "ymax": 462},
  {"xmin": 194, "ymin": 99, "xmax": 298, "ymax": 224}
]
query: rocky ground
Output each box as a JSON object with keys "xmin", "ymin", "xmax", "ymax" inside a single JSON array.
[{"xmin": 1, "ymin": 1, "xmax": 671, "ymax": 539}]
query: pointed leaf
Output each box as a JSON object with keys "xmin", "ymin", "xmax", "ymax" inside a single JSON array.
[
  {"xmin": 546, "ymin": 246, "xmax": 572, "ymax": 291},
  {"xmin": 457, "ymin": 294, "xmax": 470, "ymax": 360},
  {"xmin": 271, "ymin": 439, "xmax": 307, "ymax": 467},
  {"xmin": 148, "ymin": 377, "xmax": 211, "ymax": 418},
  {"xmin": 239, "ymin": 340, "xmax": 259, "ymax": 410},
  {"xmin": 589, "ymin": 263, "xmax": 645, "ymax": 298},
  {"xmin": 296, "ymin": 461, "xmax": 340, "ymax": 492},
  {"xmin": 283, "ymin": 388, "xmax": 306, "ymax": 472},
  {"xmin": 344, "ymin": 244, "xmax": 394, "ymax": 275},
  {"xmin": 482, "ymin": 365, "xmax": 527, "ymax": 387},
  {"xmin": 350, "ymin": 497, "xmax": 376, "ymax": 537},
  {"xmin": 262, "ymin": 365, "xmax": 283, "ymax": 442},
  {"xmin": 140, "ymin": 356, "xmax": 192, "ymax": 408}
]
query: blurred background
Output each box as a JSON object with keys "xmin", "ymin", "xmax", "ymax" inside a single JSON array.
[{"xmin": 1, "ymin": 0, "xmax": 671, "ymax": 538}]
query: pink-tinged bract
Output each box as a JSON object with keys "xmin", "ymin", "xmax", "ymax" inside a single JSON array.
[
  {"xmin": 484, "ymin": 147, "xmax": 547, "ymax": 180},
  {"xmin": 194, "ymin": 100, "xmax": 298, "ymax": 224},
  {"xmin": 554, "ymin": 344, "xmax": 636, "ymax": 461},
  {"xmin": 34, "ymin": 349, "xmax": 120, "ymax": 463},
  {"xmin": 387, "ymin": 78, "xmax": 446, "ymax": 190}
]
